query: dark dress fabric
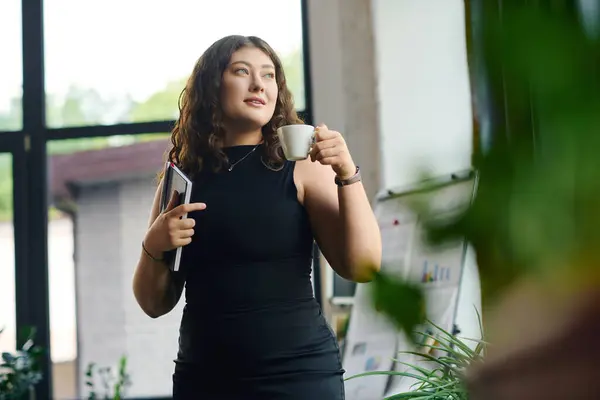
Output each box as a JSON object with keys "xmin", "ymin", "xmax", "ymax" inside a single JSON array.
[{"xmin": 172, "ymin": 145, "xmax": 345, "ymax": 399}]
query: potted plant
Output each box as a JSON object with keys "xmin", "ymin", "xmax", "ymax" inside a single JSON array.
[
  {"xmin": 346, "ymin": 311, "xmax": 485, "ymax": 400},
  {"xmin": 84, "ymin": 355, "xmax": 131, "ymax": 400},
  {"xmin": 0, "ymin": 327, "xmax": 44, "ymax": 400}
]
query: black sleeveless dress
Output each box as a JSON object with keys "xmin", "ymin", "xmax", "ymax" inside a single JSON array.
[{"xmin": 172, "ymin": 145, "xmax": 345, "ymax": 399}]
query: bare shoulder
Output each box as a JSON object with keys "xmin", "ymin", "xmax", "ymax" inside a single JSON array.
[{"xmin": 293, "ymin": 159, "xmax": 337, "ymax": 205}]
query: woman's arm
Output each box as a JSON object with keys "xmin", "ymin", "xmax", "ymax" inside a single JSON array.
[
  {"xmin": 132, "ymin": 180, "xmax": 203, "ymax": 318},
  {"xmin": 296, "ymin": 125, "xmax": 381, "ymax": 282}
]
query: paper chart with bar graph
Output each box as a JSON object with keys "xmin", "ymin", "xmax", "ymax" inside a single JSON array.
[
  {"xmin": 375, "ymin": 199, "xmax": 418, "ymax": 279},
  {"xmin": 343, "ymin": 171, "xmax": 477, "ymax": 400}
]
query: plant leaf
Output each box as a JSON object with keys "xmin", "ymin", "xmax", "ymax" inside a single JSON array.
[{"xmin": 370, "ymin": 271, "xmax": 426, "ymax": 340}]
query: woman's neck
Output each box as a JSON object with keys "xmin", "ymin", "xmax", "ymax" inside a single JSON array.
[{"xmin": 222, "ymin": 129, "xmax": 263, "ymax": 147}]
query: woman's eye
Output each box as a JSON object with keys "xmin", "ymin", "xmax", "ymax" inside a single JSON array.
[
  {"xmin": 235, "ymin": 68, "xmax": 249, "ymax": 75},
  {"xmin": 264, "ymin": 73, "xmax": 275, "ymax": 79}
]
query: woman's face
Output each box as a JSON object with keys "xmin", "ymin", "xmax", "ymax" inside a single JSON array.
[{"xmin": 220, "ymin": 46, "xmax": 279, "ymax": 131}]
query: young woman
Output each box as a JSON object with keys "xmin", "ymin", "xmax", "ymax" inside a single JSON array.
[{"xmin": 132, "ymin": 35, "xmax": 381, "ymax": 399}]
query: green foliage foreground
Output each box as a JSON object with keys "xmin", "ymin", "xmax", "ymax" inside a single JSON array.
[
  {"xmin": 363, "ymin": 2, "xmax": 600, "ymax": 397},
  {"xmin": 370, "ymin": 0, "xmax": 600, "ymax": 342}
]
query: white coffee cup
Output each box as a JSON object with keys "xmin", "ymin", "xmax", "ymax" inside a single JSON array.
[{"xmin": 277, "ymin": 124, "xmax": 315, "ymax": 161}]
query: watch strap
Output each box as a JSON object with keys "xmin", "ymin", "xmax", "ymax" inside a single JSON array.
[{"xmin": 335, "ymin": 166, "xmax": 361, "ymax": 187}]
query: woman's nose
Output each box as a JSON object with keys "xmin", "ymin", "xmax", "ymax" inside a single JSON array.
[{"xmin": 250, "ymin": 75, "xmax": 265, "ymax": 92}]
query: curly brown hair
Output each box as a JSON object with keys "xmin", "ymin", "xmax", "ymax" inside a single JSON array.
[{"xmin": 164, "ymin": 35, "xmax": 303, "ymax": 178}]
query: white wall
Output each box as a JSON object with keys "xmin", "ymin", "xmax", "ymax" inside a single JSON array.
[
  {"xmin": 307, "ymin": 0, "xmax": 472, "ymax": 197},
  {"xmin": 307, "ymin": 0, "xmax": 482, "ymax": 367},
  {"xmin": 371, "ymin": 0, "xmax": 481, "ymax": 347},
  {"xmin": 373, "ymin": 0, "xmax": 473, "ymax": 189},
  {"xmin": 48, "ymin": 217, "xmax": 78, "ymax": 363},
  {"xmin": 0, "ymin": 218, "xmax": 77, "ymax": 363},
  {"xmin": 75, "ymin": 178, "xmax": 181, "ymax": 398},
  {"xmin": 119, "ymin": 178, "xmax": 184, "ymax": 398},
  {"xmin": 0, "ymin": 221, "xmax": 16, "ymax": 355}
]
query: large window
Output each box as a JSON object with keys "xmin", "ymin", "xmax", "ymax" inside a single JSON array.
[
  {"xmin": 4, "ymin": 1, "xmax": 310, "ymax": 398},
  {"xmin": 44, "ymin": 0, "xmax": 306, "ymax": 128},
  {"xmin": 47, "ymin": 137, "xmax": 177, "ymax": 399},
  {"xmin": 0, "ymin": 1, "xmax": 22, "ymax": 131},
  {"xmin": 0, "ymin": 154, "xmax": 15, "ymax": 353}
]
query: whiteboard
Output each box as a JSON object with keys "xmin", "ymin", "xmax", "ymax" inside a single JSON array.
[{"xmin": 343, "ymin": 170, "xmax": 478, "ymax": 400}]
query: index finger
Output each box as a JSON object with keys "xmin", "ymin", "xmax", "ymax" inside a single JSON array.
[
  {"xmin": 315, "ymin": 127, "xmax": 338, "ymax": 141},
  {"xmin": 170, "ymin": 202, "xmax": 207, "ymax": 216}
]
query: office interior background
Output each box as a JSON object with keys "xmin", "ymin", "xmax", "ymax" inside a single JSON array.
[{"xmin": 0, "ymin": 0, "xmax": 518, "ymax": 398}]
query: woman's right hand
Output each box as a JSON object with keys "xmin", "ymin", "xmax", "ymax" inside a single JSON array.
[{"xmin": 143, "ymin": 190, "xmax": 207, "ymax": 259}]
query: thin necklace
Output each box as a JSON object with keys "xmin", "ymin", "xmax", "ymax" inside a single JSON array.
[{"xmin": 227, "ymin": 143, "xmax": 261, "ymax": 172}]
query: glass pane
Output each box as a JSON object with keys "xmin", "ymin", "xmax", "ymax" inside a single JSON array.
[
  {"xmin": 48, "ymin": 135, "xmax": 175, "ymax": 398},
  {"xmin": 0, "ymin": 1, "xmax": 22, "ymax": 131},
  {"xmin": 49, "ymin": 192, "xmax": 77, "ymax": 400},
  {"xmin": 44, "ymin": 0, "xmax": 306, "ymax": 128},
  {"xmin": 0, "ymin": 154, "xmax": 15, "ymax": 353}
]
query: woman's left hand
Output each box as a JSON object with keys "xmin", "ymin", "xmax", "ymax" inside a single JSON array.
[{"xmin": 309, "ymin": 124, "xmax": 356, "ymax": 180}]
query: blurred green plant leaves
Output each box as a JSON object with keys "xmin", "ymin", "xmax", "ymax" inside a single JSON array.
[
  {"xmin": 434, "ymin": 3, "xmax": 600, "ymax": 297},
  {"xmin": 0, "ymin": 326, "xmax": 44, "ymax": 399},
  {"xmin": 371, "ymin": 272, "xmax": 426, "ymax": 342},
  {"xmin": 371, "ymin": 1, "xmax": 600, "ymax": 333}
]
